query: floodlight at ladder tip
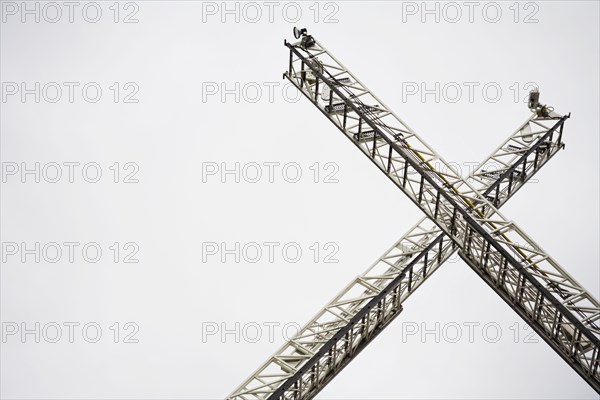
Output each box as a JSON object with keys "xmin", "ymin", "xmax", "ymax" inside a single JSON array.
[
  {"xmin": 526, "ymin": 88, "xmax": 555, "ymax": 118},
  {"xmin": 528, "ymin": 88, "xmax": 541, "ymax": 110},
  {"xmin": 291, "ymin": 27, "xmax": 315, "ymax": 49},
  {"xmin": 293, "ymin": 27, "xmax": 308, "ymax": 39}
]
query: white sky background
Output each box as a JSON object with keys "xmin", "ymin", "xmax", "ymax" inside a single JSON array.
[{"xmin": 1, "ymin": 1, "xmax": 599, "ymax": 399}]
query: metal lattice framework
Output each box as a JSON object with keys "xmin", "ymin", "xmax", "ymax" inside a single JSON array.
[{"xmin": 227, "ymin": 30, "xmax": 600, "ymax": 399}]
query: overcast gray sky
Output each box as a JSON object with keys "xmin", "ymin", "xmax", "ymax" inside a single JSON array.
[{"xmin": 2, "ymin": 1, "xmax": 599, "ymax": 399}]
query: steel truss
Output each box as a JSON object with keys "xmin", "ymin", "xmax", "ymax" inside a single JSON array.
[{"xmin": 227, "ymin": 32, "xmax": 600, "ymax": 399}]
